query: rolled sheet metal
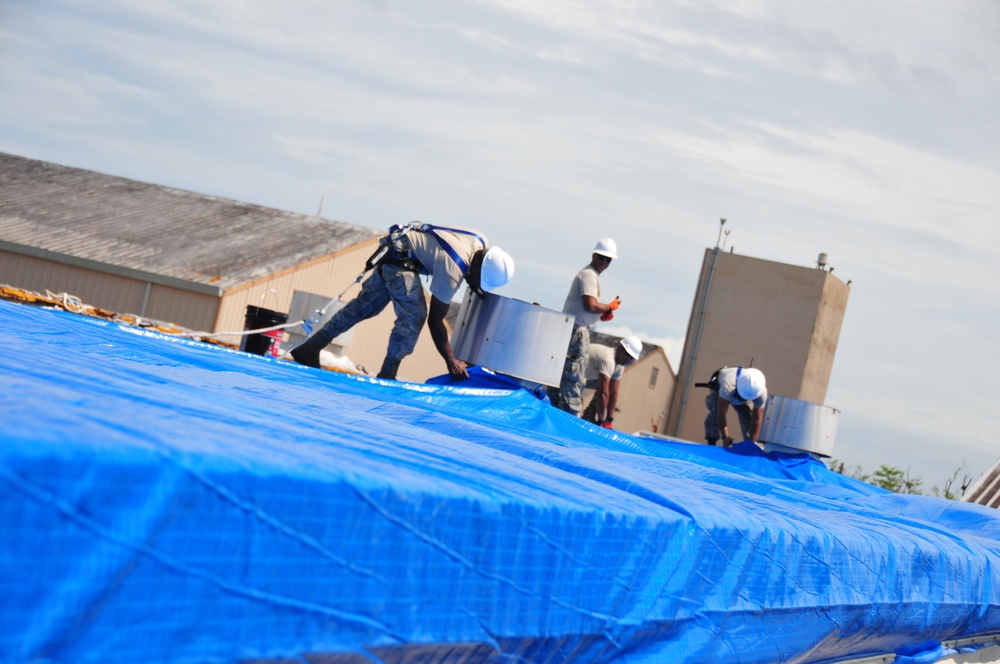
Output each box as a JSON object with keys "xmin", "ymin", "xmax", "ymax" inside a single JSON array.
[
  {"xmin": 760, "ymin": 395, "xmax": 839, "ymax": 457},
  {"xmin": 452, "ymin": 291, "xmax": 574, "ymax": 387}
]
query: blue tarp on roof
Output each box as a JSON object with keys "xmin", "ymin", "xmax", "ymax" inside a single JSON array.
[{"xmin": 2, "ymin": 297, "xmax": 999, "ymax": 663}]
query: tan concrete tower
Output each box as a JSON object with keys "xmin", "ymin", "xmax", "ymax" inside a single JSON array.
[{"xmin": 665, "ymin": 247, "xmax": 850, "ymax": 443}]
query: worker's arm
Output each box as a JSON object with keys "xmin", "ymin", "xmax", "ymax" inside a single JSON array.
[
  {"xmin": 716, "ymin": 397, "xmax": 733, "ymax": 445},
  {"xmin": 748, "ymin": 406, "xmax": 765, "ymax": 442},
  {"xmin": 591, "ymin": 373, "xmax": 611, "ymax": 423},
  {"xmin": 605, "ymin": 378, "xmax": 620, "ymax": 426},
  {"xmin": 582, "ymin": 294, "xmax": 614, "ymax": 316},
  {"xmin": 427, "ymin": 296, "xmax": 468, "ymax": 380}
]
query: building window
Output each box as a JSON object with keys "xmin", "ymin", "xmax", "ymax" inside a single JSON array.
[{"xmin": 649, "ymin": 367, "xmax": 659, "ymax": 388}]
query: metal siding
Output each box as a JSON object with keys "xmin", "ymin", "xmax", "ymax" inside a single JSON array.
[
  {"xmin": 1, "ymin": 249, "xmax": 148, "ymax": 314},
  {"xmin": 963, "ymin": 461, "xmax": 1000, "ymax": 509},
  {"xmin": 216, "ymin": 240, "xmax": 380, "ymax": 332},
  {"xmin": 144, "ymin": 286, "xmax": 219, "ymax": 332}
]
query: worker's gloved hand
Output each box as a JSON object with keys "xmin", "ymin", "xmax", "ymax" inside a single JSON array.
[
  {"xmin": 600, "ymin": 310, "xmax": 614, "ymax": 321},
  {"xmin": 608, "ymin": 296, "xmax": 621, "ymax": 311}
]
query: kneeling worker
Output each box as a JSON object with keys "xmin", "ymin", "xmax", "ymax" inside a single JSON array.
[
  {"xmin": 291, "ymin": 222, "xmax": 514, "ymax": 381},
  {"xmin": 581, "ymin": 335, "xmax": 643, "ymax": 429},
  {"xmin": 702, "ymin": 366, "xmax": 767, "ymax": 446}
]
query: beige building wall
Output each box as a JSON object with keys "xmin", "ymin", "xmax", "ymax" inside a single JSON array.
[
  {"xmin": 215, "ymin": 237, "xmax": 448, "ymax": 380},
  {"xmin": 665, "ymin": 248, "xmax": 849, "ymax": 444}
]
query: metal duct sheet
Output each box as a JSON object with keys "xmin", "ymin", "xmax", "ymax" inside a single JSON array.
[
  {"xmin": 451, "ymin": 292, "xmax": 574, "ymax": 387},
  {"xmin": 760, "ymin": 394, "xmax": 839, "ymax": 456}
]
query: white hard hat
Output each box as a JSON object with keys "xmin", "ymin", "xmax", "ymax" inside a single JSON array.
[
  {"xmin": 620, "ymin": 335, "xmax": 642, "ymax": 360},
  {"xmin": 736, "ymin": 367, "xmax": 766, "ymax": 401},
  {"xmin": 593, "ymin": 238, "xmax": 618, "ymax": 260},
  {"xmin": 480, "ymin": 246, "xmax": 515, "ymax": 292}
]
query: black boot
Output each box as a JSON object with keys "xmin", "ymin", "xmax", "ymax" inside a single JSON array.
[
  {"xmin": 377, "ymin": 358, "xmax": 401, "ymax": 380},
  {"xmin": 290, "ymin": 341, "xmax": 322, "ymax": 369}
]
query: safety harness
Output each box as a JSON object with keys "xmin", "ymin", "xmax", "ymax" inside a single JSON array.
[
  {"xmin": 383, "ymin": 222, "xmax": 485, "ymax": 275},
  {"xmin": 697, "ymin": 367, "xmax": 748, "ymax": 402},
  {"xmin": 298, "ymin": 223, "xmax": 484, "ymax": 339}
]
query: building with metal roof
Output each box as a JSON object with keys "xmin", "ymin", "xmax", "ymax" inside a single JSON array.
[{"xmin": 0, "ymin": 152, "xmax": 450, "ymax": 380}]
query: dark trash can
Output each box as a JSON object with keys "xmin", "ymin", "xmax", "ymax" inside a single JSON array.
[{"xmin": 240, "ymin": 305, "xmax": 288, "ymax": 357}]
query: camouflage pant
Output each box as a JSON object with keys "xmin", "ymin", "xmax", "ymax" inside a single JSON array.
[
  {"xmin": 306, "ymin": 263, "xmax": 427, "ymax": 364},
  {"xmin": 549, "ymin": 323, "xmax": 590, "ymax": 416},
  {"xmin": 704, "ymin": 392, "xmax": 753, "ymax": 444}
]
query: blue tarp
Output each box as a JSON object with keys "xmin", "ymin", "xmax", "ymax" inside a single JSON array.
[{"xmin": 2, "ymin": 297, "xmax": 999, "ymax": 664}]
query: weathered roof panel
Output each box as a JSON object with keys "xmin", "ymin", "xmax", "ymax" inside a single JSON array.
[{"xmin": 0, "ymin": 152, "xmax": 383, "ymax": 290}]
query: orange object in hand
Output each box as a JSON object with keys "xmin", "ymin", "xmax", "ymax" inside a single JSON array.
[
  {"xmin": 609, "ymin": 296, "xmax": 621, "ymax": 311},
  {"xmin": 600, "ymin": 310, "xmax": 614, "ymax": 322}
]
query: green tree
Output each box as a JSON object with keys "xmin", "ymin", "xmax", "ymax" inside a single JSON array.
[
  {"xmin": 828, "ymin": 460, "xmax": 972, "ymax": 499},
  {"xmin": 870, "ymin": 464, "xmax": 923, "ymax": 494},
  {"xmin": 828, "ymin": 460, "xmax": 923, "ymax": 495},
  {"xmin": 929, "ymin": 462, "xmax": 972, "ymax": 500}
]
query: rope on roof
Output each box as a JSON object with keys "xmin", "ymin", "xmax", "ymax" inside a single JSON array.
[{"xmin": 0, "ymin": 284, "xmax": 304, "ymax": 345}]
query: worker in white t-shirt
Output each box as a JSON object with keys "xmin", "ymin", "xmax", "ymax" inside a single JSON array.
[
  {"xmin": 549, "ymin": 238, "xmax": 622, "ymax": 416},
  {"xmin": 581, "ymin": 336, "xmax": 642, "ymax": 429},
  {"xmin": 701, "ymin": 366, "xmax": 768, "ymax": 446}
]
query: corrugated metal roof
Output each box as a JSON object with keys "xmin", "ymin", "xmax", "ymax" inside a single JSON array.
[
  {"xmin": 0, "ymin": 152, "xmax": 382, "ymax": 291},
  {"xmin": 963, "ymin": 458, "xmax": 1000, "ymax": 509}
]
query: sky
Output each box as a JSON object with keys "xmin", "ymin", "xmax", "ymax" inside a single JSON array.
[{"xmin": 2, "ymin": 0, "xmax": 998, "ymax": 493}]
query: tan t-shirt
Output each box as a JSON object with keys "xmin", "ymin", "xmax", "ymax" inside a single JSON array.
[
  {"xmin": 562, "ymin": 264, "xmax": 602, "ymax": 328},
  {"xmin": 585, "ymin": 343, "xmax": 625, "ymax": 382},
  {"xmin": 406, "ymin": 227, "xmax": 487, "ymax": 303}
]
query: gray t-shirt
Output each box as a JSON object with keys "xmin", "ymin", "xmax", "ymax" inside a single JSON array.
[
  {"xmin": 562, "ymin": 264, "xmax": 602, "ymax": 328},
  {"xmin": 406, "ymin": 227, "xmax": 487, "ymax": 303}
]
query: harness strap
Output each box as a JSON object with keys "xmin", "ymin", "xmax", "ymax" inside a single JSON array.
[{"xmin": 404, "ymin": 223, "xmax": 485, "ymax": 274}]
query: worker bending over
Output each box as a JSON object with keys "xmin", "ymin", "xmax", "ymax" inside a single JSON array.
[
  {"xmin": 581, "ymin": 336, "xmax": 642, "ymax": 429},
  {"xmin": 291, "ymin": 223, "xmax": 514, "ymax": 381},
  {"xmin": 702, "ymin": 366, "xmax": 767, "ymax": 446},
  {"xmin": 549, "ymin": 238, "xmax": 621, "ymax": 416}
]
